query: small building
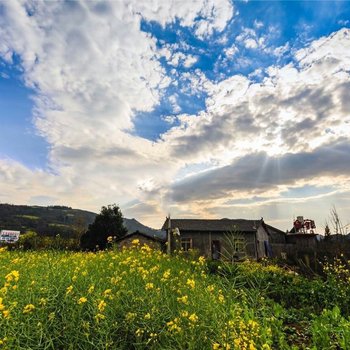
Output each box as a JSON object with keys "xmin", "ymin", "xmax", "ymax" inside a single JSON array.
[
  {"xmin": 115, "ymin": 231, "xmax": 165, "ymax": 251},
  {"xmin": 161, "ymin": 218, "xmax": 285, "ymax": 260}
]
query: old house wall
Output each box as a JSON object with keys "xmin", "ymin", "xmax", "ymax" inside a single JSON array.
[
  {"xmin": 178, "ymin": 231, "xmax": 257, "ymax": 259},
  {"xmin": 286, "ymin": 235, "xmax": 318, "ymax": 250},
  {"xmin": 256, "ymin": 226, "xmax": 269, "ymax": 259},
  {"xmin": 269, "ymin": 231, "xmax": 286, "ymax": 244}
]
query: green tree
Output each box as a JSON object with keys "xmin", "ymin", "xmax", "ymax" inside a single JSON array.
[{"xmin": 80, "ymin": 204, "xmax": 127, "ymax": 250}]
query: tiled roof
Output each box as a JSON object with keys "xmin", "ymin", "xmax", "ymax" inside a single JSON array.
[{"xmin": 161, "ymin": 218, "xmax": 262, "ymax": 232}]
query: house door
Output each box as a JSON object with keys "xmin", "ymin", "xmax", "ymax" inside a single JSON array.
[{"xmin": 211, "ymin": 240, "xmax": 221, "ymax": 260}]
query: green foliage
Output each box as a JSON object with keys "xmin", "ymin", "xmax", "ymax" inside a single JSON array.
[
  {"xmin": 311, "ymin": 307, "xmax": 350, "ymax": 349},
  {"xmin": 80, "ymin": 204, "xmax": 127, "ymax": 250},
  {"xmin": 0, "ymin": 247, "xmax": 279, "ymax": 350},
  {"xmin": 0, "ymin": 203, "xmax": 96, "ymax": 238},
  {"xmin": 1, "ymin": 247, "xmax": 350, "ymax": 348},
  {"xmin": 221, "ymin": 230, "xmax": 248, "ymax": 261},
  {"xmin": 14, "ymin": 231, "xmax": 80, "ymax": 250}
]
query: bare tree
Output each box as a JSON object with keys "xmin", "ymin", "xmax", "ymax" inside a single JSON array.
[
  {"xmin": 328, "ymin": 205, "xmax": 350, "ymax": 236},
  {"xmin": 330, "ymin": 205, "xmax": 345, "ymax": 235}
]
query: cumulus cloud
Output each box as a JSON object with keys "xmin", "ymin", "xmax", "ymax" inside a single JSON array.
[
  {"xmin": 0, "ymin": 1, "xmax": 349, "ymax": 230},
  {"xmin": 170, "ymin": 141, "xmax": 350, "ymax": 202},
  {"xmin": 158, "ymin": 28, "xmax": 350, "ymax": 228},
  {"xmin": 164, "ymin": 29, "xmax": 350, "ymax": 165},
  {"xmin": 0, "ymin": 0, "xmax": 233, "ymax": 226}
]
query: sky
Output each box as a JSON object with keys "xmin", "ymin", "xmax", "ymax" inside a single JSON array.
[{"xmin": 0, "ymin": 0, "xmax": 350, "ymax": 232}]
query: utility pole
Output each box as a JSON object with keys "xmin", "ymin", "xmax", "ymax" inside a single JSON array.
[{"xmin": 167, "ymin": 214, "xmax": 171, "ymax": 255}]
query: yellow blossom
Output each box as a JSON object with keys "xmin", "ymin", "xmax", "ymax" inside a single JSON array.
[
  {"xmin": 207, "ymin": 285, "xmax": 215, "ymax": 293},
  {"xmin": 39, "ymin": 298, "xmax": 47, "ymax": 306},
  {"xmin": 23, "ymin": 304, "xmax": 35, "ymax": 314},
  {"xmin": 177, "ymin": 295, "xmax": 189, "ymax": 304},
  {"xmin": 66, "ymin": 285, "xmax": 73, "ymax": 295},
  {"xmin": 162, "ymin": 269, "xmax": 171, "ymax": 279},
  {"xmin": 213, "ymin": 343, "xmax": 221, "ymax": 350},
  {"xmin": 103, "ymin": 289, "xmax": 112, "ymax": 297},
  {"xmin": 186, "ymin": 278, "xmax": 196, "ymax": 289},
  {"xmin": 98, "ymin": 300, "xmax": 106, "ymax": 312},
  {"xmin": 5, "ymin": 270, "xmax": 19, "ymax": 283},
  {"xmin": 132, "ymin": 239, "xmax": 140, "ymax": 245},
  {"xmin": 188, "ymin": 313, "xmax": 198, "ymax": 323},
  {"xmin": 181, "ymin": 311, "xmax": 189, "ymax": 317},
  {"xmin": 126, "ymin": 312, "xmax": 136, "ymax": 321},
  {"xmin": 78, "ymin": 297, "xmax": 87, "ymax": 304},
  {"xmin": 145, "ymin": 283, "xmax": 154, "ymax": 290},
  {"xmin": 135, "ymin": 328, "xmax": 144, "ymax": 337},
  {"xmin": 144, "ymin": 312, "xmax": 151, "ymax": 319},
  {"xmin": 95, "ymin": 313, "xmax": 106, "ymax": 322}
]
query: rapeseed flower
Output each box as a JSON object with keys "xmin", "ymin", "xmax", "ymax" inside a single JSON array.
[
  {"xmin": 78, "ymin": 297, "xmax": 87, "ymax": 304},
  {"xmin": 103, "ymin": 289, "xmax": 112, "ymax": 297},
  {"xmin": 23, "ymin": 304, "xmax": 35, "ymax": 314},
  {"xmin": 177, "ymin": 295, "xmax": 189, "ymax": 304},
  {"xmin": 5, "ymin": 270, "xmax": 19, "ymax": 283},
  {"xmin": 66, "ymin": 285, "xmax": 73, "ymax": 295},
  {"xmin": 188, "ymin": 313, "xmax": 198, "ymax": 323},
  {"xmin": 95, "ymin": 313, "xmax": 106, "ymax": 322},
  {"xmin": 126, "ymin": 312, "xmax": 136, "ymax": 321},
  {"xmin": 145, "ymin": 282, "xmax": 154, "ymax": 290},
  {"xmin": 163, "ymin": 269, "xmax": 170, "ymax": 278},
  {"xmin": 98, "ymin": 300, "xmax": 106, "ymax": 312},
  {"xmin": 186, "ymin": 278, "xmax": 196, "ymax": 289}
]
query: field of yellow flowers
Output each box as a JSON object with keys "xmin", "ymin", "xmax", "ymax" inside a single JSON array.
[{"xmin": 1, "ymin": 242, "xmax": 350, "ymax": 349}]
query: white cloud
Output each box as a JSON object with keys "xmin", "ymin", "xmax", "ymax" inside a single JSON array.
[
  {"xmin": 244, "ymin": 38, "xmax": 258, "ymax": 49},
  {"xmin": 160, "ymin": 28, "xmax": 350, "ymax": 227},
  {"xmin": 183, "ymin": 55, "xmax": 198, "ymax": 68},
  {"xmin": 169, "ymin": 94, "xmax": 181, "ymax": 113},
  {"xmin": 0, "ymin": 0, "xmax": 349, "ymax": 231},
  {"xmin": 167, "ymin": 51, "xmax": 197, "ymax": 68},
  {"xmin": 0, "ymin": 0, "xmax": 233, "ymax": 227},
  {"xmin": 224, "ymin": 44, "xmax": 239, "ymax": 57},
  {"xmin": 134, "ymin": 0, "xmax": 234, "ymax": 39},
  {"xmin": 254, "ymin": 20, "xmax": 264, "ymax": 29},
  {"xmin": 236, "ymin": 27, "xmax": 267, "ymax": 50}
]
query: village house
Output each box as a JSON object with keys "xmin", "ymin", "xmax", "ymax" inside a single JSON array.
[
  {"xmin": 115, "ymin": 231, "xmax": 165, "ymax": 251},
  {"xmin": 161, "ymin": 217, "xmax": 286, "ymax": 260}
]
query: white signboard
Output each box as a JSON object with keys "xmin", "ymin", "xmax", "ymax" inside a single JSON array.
[{"xmin": 0, "ymin": 230, "xmax": 20, "ymax": 243}]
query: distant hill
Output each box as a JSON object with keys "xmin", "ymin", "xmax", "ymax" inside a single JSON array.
[
  {"xmin": 0, "ymin": 204, "xmax": 164, "ymax": 239},
  {"xmin": 123, "ymin": 218, "xmax": 165, "ymax": 240}
]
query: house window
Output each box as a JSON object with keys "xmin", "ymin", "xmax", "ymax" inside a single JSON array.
[
  {"xmin": 181, "ymin": 238, "xmax": 192, "ymax": 251},
  {"xmin": 233, "ymin": 238, "xmax": 245, "ymax": 253}
]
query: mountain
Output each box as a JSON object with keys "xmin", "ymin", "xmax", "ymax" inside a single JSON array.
[
  {"xmin": 123, "ymin": 218, "xmax": 165, "ymax": 240},
  {"xmin": 0, "ymin": 204, "xmax": 163, "ymax": 239}
]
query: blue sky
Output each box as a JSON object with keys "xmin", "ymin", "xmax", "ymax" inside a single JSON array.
[{"xmin": 0, "ymin": 0, "xmax": 350, "ymax": 231}]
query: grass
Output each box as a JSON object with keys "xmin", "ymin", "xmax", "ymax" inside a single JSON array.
[{"xmin": 0, "ymin": 244, "xmax": 350, "ymax": 349}]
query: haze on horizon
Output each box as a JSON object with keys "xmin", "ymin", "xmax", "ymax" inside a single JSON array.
[{"xmin": 0, "ymin": 0, "xmax": 350, "ymax": 232}]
